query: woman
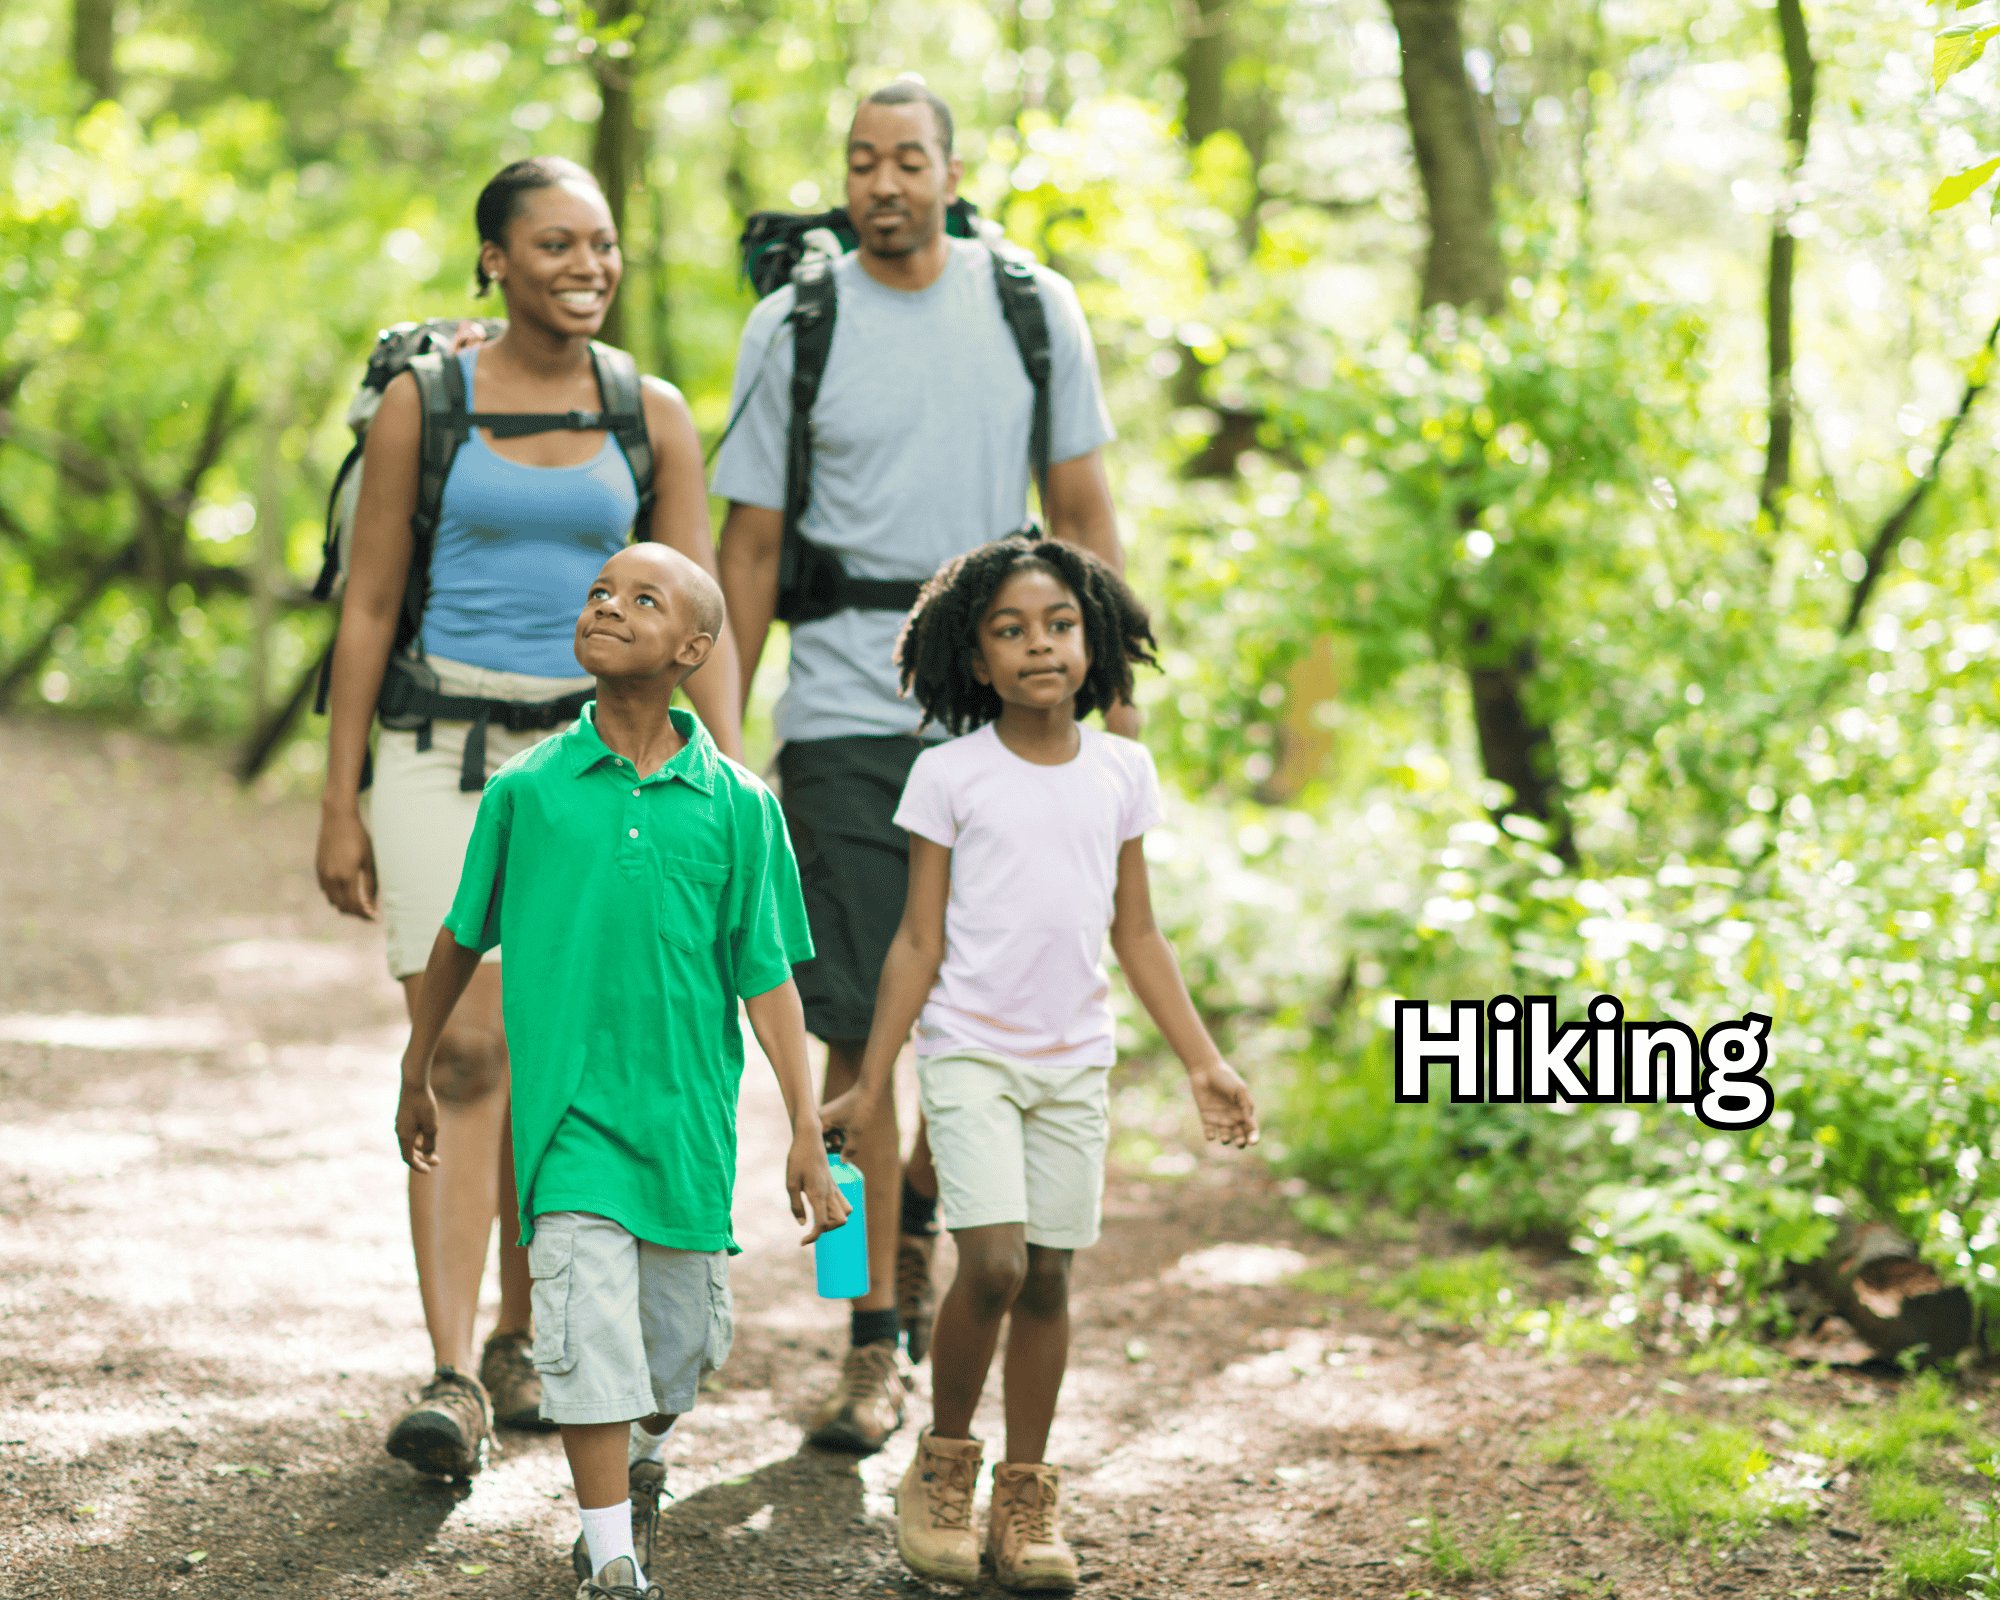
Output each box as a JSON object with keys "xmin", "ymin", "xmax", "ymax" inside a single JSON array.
[{"xmin": 315, "ymin": 156, "xmax": 743, "ymax": 1480}]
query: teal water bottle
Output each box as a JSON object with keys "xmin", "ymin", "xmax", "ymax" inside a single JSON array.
[{"xmin": 815, "ymin": 1131, "xmax": 870, "ymax": 1300}]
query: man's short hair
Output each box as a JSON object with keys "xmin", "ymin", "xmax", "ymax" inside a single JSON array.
[{"xmin": 860, "ymin": 80, "xmax": 955, "ymax": 160}]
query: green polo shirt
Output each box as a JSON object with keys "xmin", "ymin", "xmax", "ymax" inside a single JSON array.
[{"xmin": 443, "ymin": 704, "xmax": 812, "ymax": 1253}]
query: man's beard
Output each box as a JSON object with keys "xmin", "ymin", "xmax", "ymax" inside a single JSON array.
[{"xmin": 862, "ymin": 208, "xmax": 941, "ymax": 259}]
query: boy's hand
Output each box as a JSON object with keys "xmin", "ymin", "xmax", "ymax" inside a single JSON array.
[
  {"xmin": 786, "ymin": 1123, "xmax": 851, "ymax": 1246},
  {"xmin": 395, "ymin": 1077, "xmax": 440, "ymax": 1172},
  {"xmin": 1188, "ymin": 1059, "xmax": 1259, "ymax": 1149}
]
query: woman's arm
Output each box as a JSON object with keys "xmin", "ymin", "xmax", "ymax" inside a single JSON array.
[
  {"xmin": 641, "ymin": 378, "xmax": 744, "ymax": 761},
  {"xmin": 820, "ymin": 835, "xmax": 951, "ymax": 1134},
  {"xmin": 1109, "ymin": 836, "xmax": 1259, "ymax": 1147},
  {"xmin": 315, "ymin": 372, "xmax": 422, "ymax": 919}
]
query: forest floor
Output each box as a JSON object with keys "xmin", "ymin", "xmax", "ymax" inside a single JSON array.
[{"xmin": 0, "ymin": 714, "xmax": 1982, "ymax": 1600}]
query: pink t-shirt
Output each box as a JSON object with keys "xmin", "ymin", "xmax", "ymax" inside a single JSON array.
[{"xmin": 892, "ymin": 723, "xmax": 1164, "ymax": 1067}]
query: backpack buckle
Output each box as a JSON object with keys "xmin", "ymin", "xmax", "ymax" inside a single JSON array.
[{"xmin": 566, "ymin": 409, "xmax": 601, "ymax": 429}]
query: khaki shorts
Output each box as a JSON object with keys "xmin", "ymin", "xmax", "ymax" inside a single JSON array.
[
  {"xmin": 528, "ymin": 1211, "xmax": 733, "ymax": 1425},
  {"xmin": 363, "ymin": 654, "xmax": 592, "ymax": 979},
  {"xmin": 917, "ymin": 1051, "xmax": 1112, "ymax": 1250}
]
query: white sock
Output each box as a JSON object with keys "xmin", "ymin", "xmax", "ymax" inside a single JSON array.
[
  {"xmin": 630, "ymin": 1417, "xmax": 675, "ymax": 1465},
  {"xmin": 578, "ymin": 1500, "xmax": 637, "ymax": 1581}
]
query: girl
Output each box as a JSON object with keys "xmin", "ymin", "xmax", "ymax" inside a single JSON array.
[
  {"xmin": 821, "ymin": 534, "xmax": 1257, "ymax": 1593},
  {"xmin": 314, "ymin": 155, "xmax": 741, "ymax": 1487}
]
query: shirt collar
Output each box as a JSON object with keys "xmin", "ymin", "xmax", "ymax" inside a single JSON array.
[{"xmin": 564, "ymin": 702, "xmax": 717, "ymax": 795}]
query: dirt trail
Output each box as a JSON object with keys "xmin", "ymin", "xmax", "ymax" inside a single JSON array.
[{"xmin": 0, "ymin": 716, "xmax": 1914, "ymax": 1600}]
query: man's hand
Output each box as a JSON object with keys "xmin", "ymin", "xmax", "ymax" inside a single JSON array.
[
  {"xmin": 316, "ymin": 805, "xmax": 379, "ymax": 920},
  {"xmin": 786, "ymin": 1122, "xmax": 851, "ymax": 1246},
  {"xmin": 1187, "ymin": 1060, "xmax": 1259, "ymax": 1149},
  {"xmin": 1103, "ymin": 702, "xmax": 1141, "ymax": 739},
  {"xmin": 396, "ymin": 1075, "xmax": 441, "ymax": 1172}
]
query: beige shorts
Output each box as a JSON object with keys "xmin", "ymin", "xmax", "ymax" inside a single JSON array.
[
  {"xmin": 917, "ymin": 1050, "xmax": 1112, "ymax": 1250},
  {"xmin": 363, "ymin": 654, "xmax": 592, "ymax": 979},
  {"xmin": 528, "ymin": 1211, "xmax": 733, "ymax": 1425}
]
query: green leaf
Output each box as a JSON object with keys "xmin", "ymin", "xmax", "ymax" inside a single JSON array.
[
  {"xmin": 1930, "ymin": 156, "xmax": 2000, "ymax": 211},
  {"xmin": 185, "ymin": 1551, "xmax": 207, "ymax": 1565},
  {"xmin": 456, "ymin": 1563, "xmax": 487, "ymax": 1575},
  {"xmin": 1934, "ymin": 25, "xmax": 2000, "ymax": 89}
]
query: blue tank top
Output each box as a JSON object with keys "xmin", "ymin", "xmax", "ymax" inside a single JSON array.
[{"xmin": 418, "ymin": 350, "xmax": 640, "ymax": 678}]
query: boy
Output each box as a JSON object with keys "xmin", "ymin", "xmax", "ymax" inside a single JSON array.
[{"xmin": 396, "ymin": 543, "xmax": 848, "ymax": 1600}]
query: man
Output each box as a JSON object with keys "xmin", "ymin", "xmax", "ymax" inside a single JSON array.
[{"xmin": 714, "ymin": 78, "xmax": 1131, "ymax": 1453}]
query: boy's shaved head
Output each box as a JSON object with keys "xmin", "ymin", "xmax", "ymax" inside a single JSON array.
[
  {"xmin": 575, "ymin": 544, "xmax": 727, "ymax": 689},
  {"xmin": 607, "ymin": 543, "xmax": 726, "ymax": 639}
]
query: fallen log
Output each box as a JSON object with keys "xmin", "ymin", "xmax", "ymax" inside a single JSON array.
[{"xmin": 1789, "ymin": 1218, "xmax": 1972, "ymax": 1365}]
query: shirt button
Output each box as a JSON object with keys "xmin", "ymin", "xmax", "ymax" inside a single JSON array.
[
  {"xmin": 632, "ymin": 789, "xmax": 641, "ymax": 798},
  {"xmin": 628, "ymin": 828, "xmax": 639, "ymax": 839}
]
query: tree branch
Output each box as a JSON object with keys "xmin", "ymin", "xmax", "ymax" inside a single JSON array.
[{"xmin": 1840, "ymin": 311, "xmax": 2000, "ymax": 636}]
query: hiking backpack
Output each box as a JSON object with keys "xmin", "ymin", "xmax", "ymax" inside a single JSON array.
[
  {"xmin": 311, "ymin": 319, "xmax": 657, "ymax": 789},
  {"xmin": 729, "ymin": 196, "xmax": 1054, "ymax": 626}
]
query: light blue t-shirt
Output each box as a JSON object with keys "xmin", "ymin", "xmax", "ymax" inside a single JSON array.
[
  {"xmin": 419, "ymin": 350, "xmax": 640, "ymax": 678},
  {"xmin": 711, "ymin": 240, "xmax": 1115, "ymax": 743}
]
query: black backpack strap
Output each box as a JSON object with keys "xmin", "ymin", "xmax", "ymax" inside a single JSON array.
[
  {"xmin": 589, "ymin": 342, "xmax": 655, "ymax": 536},
  {"xmin": 987, "ymin": 243, "xmax": 1054, "ymax": 512},
  {"xmin": 404, "ymin": 352, "xmax": 471, "ymax": 649},
  {"xmin": 776, "ymin": 261, "xmax": 840, "ymax": 624}
]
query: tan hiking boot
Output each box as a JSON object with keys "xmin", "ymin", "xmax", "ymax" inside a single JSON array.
[
  {"xmin": 895, "ymin": 1428, "xmax": 983, "ymax": 1584},
  {"xmin": 479, "ymin": 1329, "xmax": 556, "ymax": 1432},
  {"xmin": 384, "ymin": 1366, "xmax": 492, "ymax": 1480},
  {"xmin": 896, "ymin": 1233, "xmax": 938, "ymax": 1364},
  {"xmin": 805, "ymin": 1339, "xmax": 910, "ymax": 1453},
  {"xmin": 988, "ymin": 1462, "xmax": 1078, "ymax": 1592}
]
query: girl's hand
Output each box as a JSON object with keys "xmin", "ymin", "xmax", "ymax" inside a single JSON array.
[
  {"xmin": 316, "ymin": 804, "xmax": 379, "ymax": 920},
  {"xmin": 787, "ymin": 1125, "xmax": 852, "ymax": 1245},
  {"xmin": 817, "ymin": 1084, "xmax": 880, "ymax": 1144},
  {"xmin": 1187, "ymin": 1060, "xmax": 1259, "ymax": 1148},
  {"xmin": 396, "ymin": 1078, "xmax": 440, "ymax": 1172}
]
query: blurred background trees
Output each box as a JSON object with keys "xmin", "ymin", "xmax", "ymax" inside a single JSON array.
[{"xmin": 8, "ymin": 0, "xmax": 2000, "ymax": 1341}]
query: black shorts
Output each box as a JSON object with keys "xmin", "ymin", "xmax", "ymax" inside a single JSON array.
[{"xmin": 776, "ymin": 735, "xmax": 926, "ymax": 1046}]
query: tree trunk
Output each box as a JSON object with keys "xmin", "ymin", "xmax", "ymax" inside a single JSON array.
[
  {"xmin": 589, "ymin": 0, "xmax": 647, "ymax": 350},
  {"xmin": 1178, "ymin": 0, "xmax": 1229, "ymax": 146},
  {"xmin": 1387, "ymin": 0, "xmax": 1572, "ymax": 859},
  {"xmin": 1760, "ymin": 0, "xmax": 1815, "ymax": 528},
  {"xmin": 72, "ymin": 0, "xmax": 117, "ymax": 106},
  {"xmin": 1386, "ymin": 0, "xmax": 1504, "ymax": 314}
]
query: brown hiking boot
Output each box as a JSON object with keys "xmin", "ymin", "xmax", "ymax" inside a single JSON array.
[
  {"xmin": 805, "ymin": 1339, "xmax": 910, "ymax": 1454},
  {"xmin": 895, "ymin": 1428, "xmax": 983, "ymax": 1584},
  {"xmin": 896, "ymin": 1232, "xmax": 937, "ymax": 1364},
  {"xmin": 988, "ymin": 1462, "xmax": 1078, "ymax": 1592},
  {"xmin": 480, "ymin": 1329, "xmax": 556, "ymax": 1432},
  {"xmin": 384, "ymin": 1366, "xmax": 492, "ymax": 1480}
]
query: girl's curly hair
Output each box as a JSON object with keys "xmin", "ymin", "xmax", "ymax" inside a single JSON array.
[{"xmin": 895, "ymin": 533, "xmax": 1158, "ymax": 734}]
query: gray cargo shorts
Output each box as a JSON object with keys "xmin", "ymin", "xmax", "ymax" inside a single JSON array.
[{"xmin": 527, "ymin": 1211, "xmax": 734, "ymax": 1426}]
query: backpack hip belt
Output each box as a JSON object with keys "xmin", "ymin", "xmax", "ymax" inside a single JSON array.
[{"xmin": 376, "ymin": 651, "xmax": 591, "ymax": 793}]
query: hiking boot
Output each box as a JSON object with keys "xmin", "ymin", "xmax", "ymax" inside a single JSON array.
[
  {"xmin": 384, "ymin": 1366, "xmax": 492, "ymax": 1480},
  {"xmin": 571, "ymin": 1459, "xmax": 671, "ymax": 1583},
  {"xmin": 987, "ymin": 1462, "xmax": 1078, "ymax": 1592},
  {"xmin": 894, "ymin": 1427, "xmax": 983, "ymax": 1585},
  {"xmin": 805, "ymin": 1338, "xmax": 910, "ymax": 1454},
  {"xmin": 575, "ymin": 1554, "xmax": 653, "ymax": 1599},
  {"xmin": 480, "ymin": 1328, "xmax": 556, "ymax": 1432},
  {"xmin": 897, "ymin": 1232, "xmax": 938, "ymax": 1364}
]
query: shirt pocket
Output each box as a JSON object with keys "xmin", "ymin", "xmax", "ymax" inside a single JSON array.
[
  {"xmin": 527, "ymin": 1227, "xmax": 578, "ymax": 1376},
  {"xmin": 658, "ymin": 854, "xmax": 730, "ymax": 954}
]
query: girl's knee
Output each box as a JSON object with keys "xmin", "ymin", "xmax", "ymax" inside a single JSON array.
[
  {"xmin": 431, "ymin": 1022, "xmax": 508, "ymax": 1104},
  {"xmin": 1013, "ymin": 1248, "xmax": 1072, "ymax": 1320},
  {"xmin": 957, "ymin": 1238, "xmax": 1029, "ymax": 1319}
]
